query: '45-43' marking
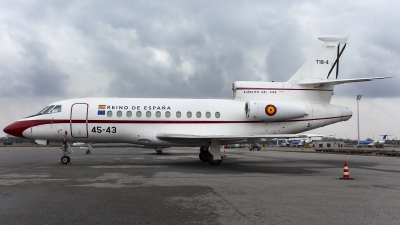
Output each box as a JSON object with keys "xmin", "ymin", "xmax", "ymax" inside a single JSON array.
[{"xmin": 91, "ymin": 126, "xmax": 116, "ymax": 133}]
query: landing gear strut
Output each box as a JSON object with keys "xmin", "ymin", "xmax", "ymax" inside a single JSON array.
[{"xmin": 60, "ymin": 142, "xmax": 73, "ymax": 164}]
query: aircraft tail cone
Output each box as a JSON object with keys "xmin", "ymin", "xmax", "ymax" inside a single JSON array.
[
  {"xmin": 340, "ymin": 161, "xmax": 353, "ymax": 180},
  {"xmin": 223, "ymin": 150, "xmax": 226, "ymax": 158}
]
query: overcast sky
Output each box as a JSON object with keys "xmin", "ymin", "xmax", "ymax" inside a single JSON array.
[{"xmin": 1, "ymin": 0, "xmax": 399, "ymax": 141}]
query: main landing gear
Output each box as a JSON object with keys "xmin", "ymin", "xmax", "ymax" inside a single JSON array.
[
  {"xmin": 155, "ymin": 147, "xmax": 163, "ymax": 154},
  {"xmin": 60, "ymin": 142, "xmax": 74, "ymax": 164},
  {"xmin": 199, "ymin": 146, "xmax": 223, "ymax": 165}
]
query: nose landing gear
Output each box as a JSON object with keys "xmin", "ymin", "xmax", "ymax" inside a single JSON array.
[{"xmin": 60, "ymin": 142, "xmax": 74, "ymax": 164}]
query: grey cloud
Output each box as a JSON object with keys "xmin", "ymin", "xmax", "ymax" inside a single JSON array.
[
  {"xmin": 0, "ymin": 31, "xmax": 69, "ymax": 97},
  {"xmin": 0, "ymin": 0, "xmax": 399, "ymax": 100}
]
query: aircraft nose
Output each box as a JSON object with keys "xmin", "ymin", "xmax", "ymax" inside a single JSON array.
[
  {"xmin": 3, "ymin": 121, "xmax": 30, "ymax": 138},
  {"xmin": 341, "ymin": 107, "xmax": 352, "ymax": 121}
]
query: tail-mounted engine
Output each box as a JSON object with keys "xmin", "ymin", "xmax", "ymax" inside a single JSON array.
[{"xmin": 245, "ymin": 101, "xmax": 306, "ymax": 121}]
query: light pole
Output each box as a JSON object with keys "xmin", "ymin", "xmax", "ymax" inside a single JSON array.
[{"xmin": 356, "ymin": 95, "xmax": 362, "ymax": 144}]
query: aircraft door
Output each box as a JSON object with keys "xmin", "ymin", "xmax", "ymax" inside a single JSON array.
[{"xmin": 70, "ymin": 103, "xmax": 88, "ymax": 138}]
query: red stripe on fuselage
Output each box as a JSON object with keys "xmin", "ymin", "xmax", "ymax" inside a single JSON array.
[{"xmin": 4, "ymin": 115, "xmax": 351, "ymax": 138}]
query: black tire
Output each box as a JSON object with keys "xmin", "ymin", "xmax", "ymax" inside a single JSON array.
[
  {"xmin": 61, "ymin": 156, "xmax": 70, "ymax": 164},
  {"xmin": 207, "ymin": 154, "xmax": 222, "ymax": 165},
  {"xmin": 156, "ymin": 150, "xmax": 163, "ymax": 154},
  {"xmin": 86, "ymin": 150, "xmax": 91, "ymax": 154},
  {"xmin": 199, "ymin": 152, "xmax": 209, "ymax": 162}
]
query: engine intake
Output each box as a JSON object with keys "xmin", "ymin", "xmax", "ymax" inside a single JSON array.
[{"xmin": 245, "ymin": 101, "xmax": 306, "ymax": 121}]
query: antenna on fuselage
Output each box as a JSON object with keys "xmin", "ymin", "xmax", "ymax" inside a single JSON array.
[{"xmin": 327, "ymin": 43, "xmax": 347, "ymax": 79}]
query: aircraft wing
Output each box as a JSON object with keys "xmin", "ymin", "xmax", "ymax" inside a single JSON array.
[
  {"xmin": 156, "ymin": 133, "xmax": 326, "ymax": 144},
  {"xmin": 73, "ymin": 143, "xmax": 147, "ymax": 148},
  {"xmin": 297, "ymin": 76, "xmax": 393, "ymax": 86}
]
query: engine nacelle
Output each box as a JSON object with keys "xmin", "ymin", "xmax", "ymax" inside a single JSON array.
[{"xmin": 245, "ymin": 101, "xmax": 306, "ymax": 121}]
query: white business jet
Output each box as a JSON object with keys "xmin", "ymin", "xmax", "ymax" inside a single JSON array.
[{"xmin": 3, "ymin": 35, "xmax": 392, "ymax": 165}]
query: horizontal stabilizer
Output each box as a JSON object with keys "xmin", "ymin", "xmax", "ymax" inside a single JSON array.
[{"xmin": 297, "ymin": 76, "xmax": 393, "ymax": 86}]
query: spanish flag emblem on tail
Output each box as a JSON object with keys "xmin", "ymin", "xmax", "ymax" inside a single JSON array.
[{"xmin": 98, "ymin": 105, "xmax": 106, "ymax": 115}]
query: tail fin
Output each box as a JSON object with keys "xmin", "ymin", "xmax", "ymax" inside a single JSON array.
[
  {"xmin": 288, "ymin": 36, "xmax": 348, "ymax": 86},
  {"xmin": 289, "ymin": 35, "xmax": 391, "ymax": 87}
]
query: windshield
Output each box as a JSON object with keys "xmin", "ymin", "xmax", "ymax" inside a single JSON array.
[
  {"xmin": 25, "ymin": 105, "xmax": 63, "ymax": 118},
  {"xmin": 37, "ymin": 106, "xmax": 50, "ymax": 114},
  {"xmin": 42, "ymin": 105, "xmax": 55, "ymax": 114}
]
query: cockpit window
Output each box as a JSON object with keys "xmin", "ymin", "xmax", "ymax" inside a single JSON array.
[
  {"xmin": 25, "ymin": 104, "xmax": 61, "ymax": 119},
  {"xmin": 42, "ymin": 105, "xmax": 55, "ymax": 114},
  {"xmin": 50, "ymin": 105, "xmax": 62, "ymax": 113},
  {"xmin": 37, "ymin": 106, "xmax": 50, "ymax": 114}
]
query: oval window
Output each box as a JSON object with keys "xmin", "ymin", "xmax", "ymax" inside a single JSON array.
[
  {"xmin": 126, "ymin": 111, "xmax": 132, "ymax": 117},
  {"xmin": 117, "ymin": 111, "xmax": 122, "ymax": 117},
  {"xmin": 215, "ymin": 112, "xmax": 220, "ymax": 118},
  {"xmin": 165, "ymin": 111, "xmax": 171, "ymax": 118},
  {"xmin": 136, "ymin": 111, "xmax": 142, "ymax": 118},
  {"xmin": 176, "ymin": 111, "xmax": 181, "ymax": 118}
]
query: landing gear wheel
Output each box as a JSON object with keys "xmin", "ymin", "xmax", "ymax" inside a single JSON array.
[
  {"xmin": 61, "ymin": 156, "xmax": 70, "ymax": 164},
  {"xmin": 207, "ymin": 154, "xmax": 222, "ymax": 165},
  {"xmin": 86, "ymin": 149, "xmax": 91, "ymax": 154},
  {"xmin": 199, "ymin": 152, "xmax": 209, "ymax": 162},
  {"xmin": 156, "ymin": 150, "xmax": 163, "ymax": 154}
]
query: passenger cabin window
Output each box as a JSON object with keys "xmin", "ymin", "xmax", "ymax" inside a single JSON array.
[
  {"xmin": 165, "ymin": 111, "xmax": 171, "ymax": 118},
  {"xmin": 146, "ymin": 111, "xmax": 151, "ymax": 118},
  {"xmin": 215, "ymin": 112, "xmax": 220, "ymax": 118},
  {"xmin": 107, "ymin": 111, "xmax": 112, "ymax": 117},
  {"xmin": 187, "ymin": 111, "xmax": 192, "ymax": 118},
  {"xmin": 117, "ymin": 111, "xmax": 122, "ymax": 117},
  {"xmin": 126, "ymin": 111, "xmax": 132, "ymax": 117},
  {"xmin": 176, "ymin": 111, "xmax": 181, "ymax": 118},
  {"xmin": 206, "ymin": 112, "xmax": 211, "ymax": 118},
  {"xmin": 196, "ymin": 111, "xmax": 201, "ymax": 118},
  {"xmin": 136, "ymin": 111, "xmax": 142, "ymax": 118},
  {"xmin": 156, "ymin": 111, "xmax": 161, "ymax": 118}
]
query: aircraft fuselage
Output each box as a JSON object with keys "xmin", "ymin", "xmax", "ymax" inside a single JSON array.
[{"xmin": 5, "ymin": 97, "xmax": 352, "ymax": 146}]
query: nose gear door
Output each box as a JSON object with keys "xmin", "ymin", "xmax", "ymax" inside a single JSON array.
[{"xmin": 70, "ymin": 103, "xmax": 88, "ymax": 138}]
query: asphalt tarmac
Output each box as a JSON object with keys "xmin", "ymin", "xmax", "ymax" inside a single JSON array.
[{"xmin": 0, "ymin": 146, "xmax": 399, "ymax": 225}]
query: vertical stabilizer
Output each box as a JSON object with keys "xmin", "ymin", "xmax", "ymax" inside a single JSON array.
[{"xmin": 288, "ymin": 36, "xmax": 348, "ymax": 86}]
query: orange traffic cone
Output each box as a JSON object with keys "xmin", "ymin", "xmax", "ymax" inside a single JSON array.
[
  {"xmin": 223, "ymin": 150, "xmax": 227, "ymax": 157},
  {"xmin": 340, "ymin": 161, "xmax": 353, "ymax": 180}
]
